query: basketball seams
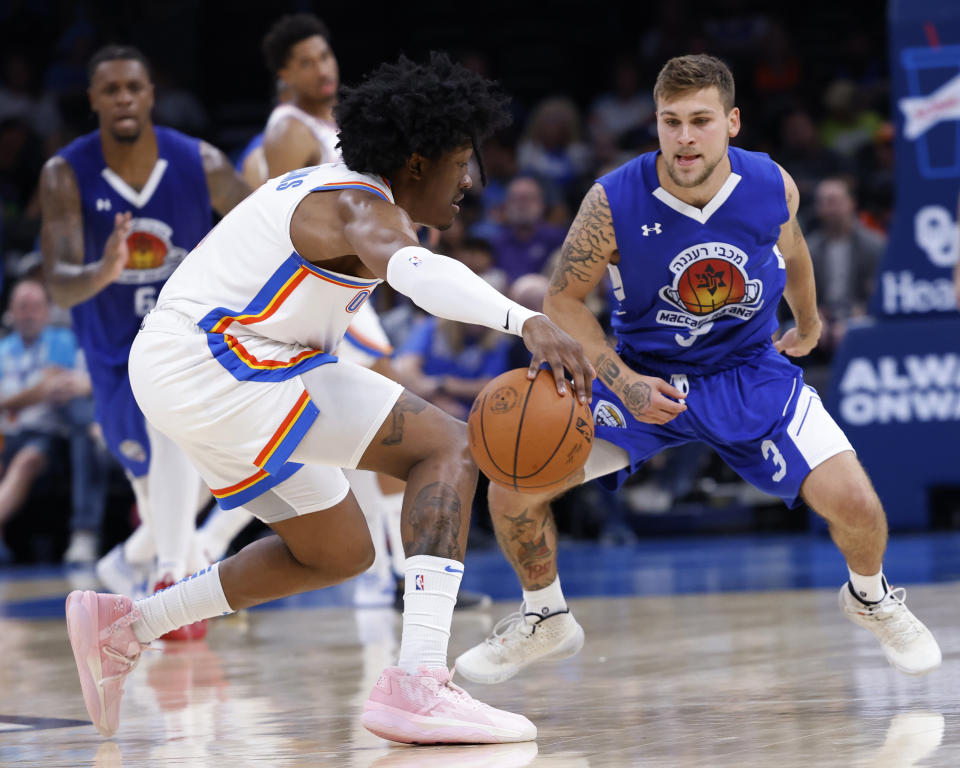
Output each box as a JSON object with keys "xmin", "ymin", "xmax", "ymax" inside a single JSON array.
[
  {"xmin": 478, "ymin": 389, "xmax": 513, "ymax": 482},
  {"xmin": 513, "ymin": 391, "xmax": 576, "ymax": 480},
  {"xmin": 511, "ymin": 376, "xmax": 538, "ymax": 491},
  {"xmin": 468, "ymin": 368, "xmax": 593, "ymax": 494}
]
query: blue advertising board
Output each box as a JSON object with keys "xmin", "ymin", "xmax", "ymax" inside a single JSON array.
[
  {"xmin": 825, "ymin": 0, "xmax": 960, "ymax": 530},
  {"xmin": 828, "ymin": 317, "xmax": 960, "ymax": 529},
  {"xmin": 871, "ymin": 0, "xmax": 960, "ymax": 316}
]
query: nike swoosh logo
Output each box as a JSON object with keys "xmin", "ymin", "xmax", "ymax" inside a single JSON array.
[
  {"xmin": 503, "ymin": 308, "xmax": 511, "ymax": 330},
  {"xmin": 444, "ymin": 565, "xmax": 464, "ymax": 574}
]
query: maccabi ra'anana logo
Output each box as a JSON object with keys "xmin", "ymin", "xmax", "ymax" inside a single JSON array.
[
  {"xmin": 116, "ymin": 218, "xmax": 187, "ymax": 285},
  {"xmin": 659, "ymin": 242, "xmax": 762, "ymax": 319}
]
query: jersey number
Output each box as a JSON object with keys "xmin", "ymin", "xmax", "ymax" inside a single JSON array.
[
  {"xmin": 135, "ymin": 286, "xmax": 157, "ymax": 317},
  {"xmin": 761, "ymin": 439, "xmax": 787, "ymax": 482}
]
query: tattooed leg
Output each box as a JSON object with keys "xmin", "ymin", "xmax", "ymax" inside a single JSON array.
[
  {"xmin": 358, "ymin": 389, "xmax": 478, "ymax": 561},
  {"xmin": 380, "ymin": 391, "xmax": 428, "ymax": 446},
  {"xmin": 489, "ymin": 485, "xmax": 561, "ymax": 590},
  {"xmin": 402, "ymin": 481, "xmax": 464, "ymax": 560}
]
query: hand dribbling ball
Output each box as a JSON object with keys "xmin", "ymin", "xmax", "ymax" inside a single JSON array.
[{"xmin": 467, "ymin": 368, "xmax": 594, "ymax": 494}]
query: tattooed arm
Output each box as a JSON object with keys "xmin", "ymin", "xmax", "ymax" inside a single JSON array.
[
  {"xmin": 546, "ymin": 183, "xmax": 686, "ymax": 424},
  {"xmin": 773, "ymin": 165, "xmax": 822, "ymax": 357},
  {"xmin": 40, "ymin": 157, "xmax": 133, "ymax": 309}
]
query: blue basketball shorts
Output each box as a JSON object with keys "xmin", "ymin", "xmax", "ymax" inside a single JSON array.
[
  {"xmin": 590, "ymin": 347, "xmax": 852, "ymax": 507},
  {"xmin": 89, "ymin": 362, "xmax": 151, "ymax": 477}
]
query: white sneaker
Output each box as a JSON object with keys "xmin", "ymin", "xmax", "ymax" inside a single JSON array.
[
  {"xmin": 455, "ymin": 605, "xmax": 584, "ymax": 684},
  {"xmin": 839, "ymin": 582, "xmax": 941, "ymax": 675},
  {"xmin": 95, "ymin": 544, "xmax": 149, "ymax": 600},
  {"xmin": 64, "ymin": 530, "xmax": 98, "ymax": 565}
]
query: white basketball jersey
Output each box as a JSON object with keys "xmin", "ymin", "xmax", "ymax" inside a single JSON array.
[
  {"xmin": 337, "ymin": 299, "xmax": 394, "ymax": 367},
  {"xmin": 266, "ymin": 103, "xmax": 341, "ymax": 163},
  {"xmin": 155, "ymin": 164, "xmax": 394, "ymax": 381}
]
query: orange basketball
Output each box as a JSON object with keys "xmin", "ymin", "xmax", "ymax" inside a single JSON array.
[
  {"xmin": 677, "ymin": 258, "xmax": 745, "ymax": 315},
  {"xmin": 467, "ymin": 368, "xmax": 594, "ymax": 494}
]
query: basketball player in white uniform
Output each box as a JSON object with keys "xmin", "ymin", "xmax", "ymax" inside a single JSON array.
[
  {"xmin": 65, "ymin": 53, "xmax": 593, "ymax": 744},
  {"xmin": 262, "ymin": 14, "xmax": 340, "ymax": 177}
]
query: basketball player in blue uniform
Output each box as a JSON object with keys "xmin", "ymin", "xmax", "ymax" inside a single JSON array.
[
  {"xmin": 457, "ymin": 54, "xmax": 941, "ymax": 684},
  {"xmin": 39, "ymin": 45, "xmax": 252, "ymax": 637}
]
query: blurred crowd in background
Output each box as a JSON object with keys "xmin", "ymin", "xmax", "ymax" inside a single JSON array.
[{"xmin": 0, "ymin": 0, "xmax": 895, "ymax": 565}]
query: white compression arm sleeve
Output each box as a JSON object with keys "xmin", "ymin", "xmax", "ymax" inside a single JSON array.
[{"xmin": 386, "ymin": 246, "xmax": 543, "ymax": 336}]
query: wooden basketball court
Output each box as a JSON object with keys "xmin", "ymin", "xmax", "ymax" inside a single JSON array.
[{"xmin": 1, "ymin": 536, "xmax": 957, "ymax": 767}]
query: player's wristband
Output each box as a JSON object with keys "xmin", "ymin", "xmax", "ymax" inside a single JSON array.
[{"xmin": 386, "ymin": 246, "xmax": 543, "ymax": 336}]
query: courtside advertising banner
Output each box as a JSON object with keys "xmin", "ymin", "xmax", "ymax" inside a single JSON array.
[{"xmin": 873, "ymin": 0, "xmax": 960, "ymax": 316}]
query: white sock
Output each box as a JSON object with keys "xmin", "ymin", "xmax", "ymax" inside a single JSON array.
[
  {"xmin": 343, "ymin": 469, "xmax": 391, "ymax": 581},
  {"xmin": 383, "ymin": 492, "xmax": 405, "ymax": 576},
  {"xmin": 122, "ymin": 524, "xmax": 154, "ymax": 566},
  {"xmin": 848, "ymin": 566, "xmax": 887, "ymax": 603},
  {"xmin": 198, "ymin": 506, "xmax": 253, "ymax": 555},
  {"xmin": 523, "ymin": 575, "xmax": 568, "ymax": 619},
  {"xmin": 132, "ymin": 561, "xmax": 234, "ymax": 643},
  {"xmin": 397, "ymin": 555, "xmax": 462, "ymax": 673}
]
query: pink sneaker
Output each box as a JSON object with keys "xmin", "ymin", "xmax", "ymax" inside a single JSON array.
[
  {"xmin": 361, "ymin": 666, "xmax": 537, "ymax": 744},
  {"xmin": 65, "ymin": 590, "xmax": 146, "ymax": 737}
]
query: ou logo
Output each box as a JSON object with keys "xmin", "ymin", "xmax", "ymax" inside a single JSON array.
[
  {"xmin": 346, "ymin": 290, "xmax": 370, "ymax": 313},
  {"xmin": 914, "ymin": 205, "xmax": 958, "ymax": 268}
]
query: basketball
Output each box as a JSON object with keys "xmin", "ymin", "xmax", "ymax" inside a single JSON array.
[{"xmin": 467, "ymin": 368, "xmax": 594, "ymax": 494}]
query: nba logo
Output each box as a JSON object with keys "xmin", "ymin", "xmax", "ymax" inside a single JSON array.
[{"xmin": 415, "ymin": 574, "xmax": 424, "ymax": 591}]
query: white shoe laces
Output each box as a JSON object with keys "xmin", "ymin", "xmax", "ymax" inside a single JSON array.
[
  {"xmin": 846, "ymin": 587, "xmax": 927, "ymax": 649},
  {"xmin": 483, "ymin": 607, "xmax": 536, "ymax": 655}
]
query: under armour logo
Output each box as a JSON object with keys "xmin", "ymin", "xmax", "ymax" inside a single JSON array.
[
  {"xmin": 96, "ymin": 198, "xmax": 112, "ymax": 211},
  {"xmin": 641, "ymin": 223, "xmax": 662, "ymax": 236}
]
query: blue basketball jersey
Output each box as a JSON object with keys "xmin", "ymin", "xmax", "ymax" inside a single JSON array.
[
  {"xmin": 598, "ymin": 147, "xmax": 790, "ymax": 376},
  {"xmin": 57, "ymin": 127, "xmax": 213, "ymax": 476},
  {"xmin": 58, "ymin": 126, "xmax": 212, "ymax": 368}
]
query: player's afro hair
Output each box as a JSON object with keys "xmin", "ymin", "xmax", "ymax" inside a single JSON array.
[{"xmin": 336, "ymin": 52, "xmax": 511, "ymax": 185}]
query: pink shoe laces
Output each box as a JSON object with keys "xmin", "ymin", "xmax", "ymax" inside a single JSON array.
[
  {"xmin": 421, "ymin": 668, "xmax": 483, "ymax": 711},
  {"xmin": 98, "ymin": 603, "xmax": 148, "ymax": 686}
]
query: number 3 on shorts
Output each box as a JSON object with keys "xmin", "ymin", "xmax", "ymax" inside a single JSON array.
[{"xmin": 761, "ymin": 439, "xmax": 787, "ymax": 482}]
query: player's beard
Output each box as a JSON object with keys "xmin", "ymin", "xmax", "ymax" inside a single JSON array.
[{"xmin": 666, "ymin": 146, "xmax": 726, "ymax": 189}]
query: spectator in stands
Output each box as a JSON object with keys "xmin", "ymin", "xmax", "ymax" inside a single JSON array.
[
  {"xmin": 455, "ymin": 237, "xmax": 506, "ymax": 294},
  {"xmin": 819, "ymin": 79, "xmax": 884, "ymax": 160},
  {"xmin": 473, "ymin": 129, "xmax": 518, "ymax": 233},
  {"xmin": 393, "ymin": 317, "xmax": 512, "ymax": 421},
  {"xmin": 517, "ymin": 96, "xmax": 592, "ymax": 214},
  {"xmin": 492, "ymin": 175, "xmax": 566, "ymax": 284},
  {"xmin": 776, "ymin": 108, "xmax": 848, "ymax": 227},
  {"xmin": 0, "ymin": 279, "xmax": 105, "ymax": 564},
  {"xmin": 808, "ymin": 177, "xmax": 885, "ymax": 340},
  {"xmin": 854, "ymin": 122, "xmax": 895, "ymax": 234},
  {"xmin": 589, "ymin": 58, "xmax": 655, "ymax": 149}
]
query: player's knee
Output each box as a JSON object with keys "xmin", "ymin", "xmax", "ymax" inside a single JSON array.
[
  {"xmin": 436, "ymin": 418, "xmax": 477, "ymax": 474},
  {"xmin": 353, "ymin": 536, "xmax": 376, "ymax": 575},
  {"xmin": 844, "ymin": 480, "xmax": 883, "ymax": 522}
]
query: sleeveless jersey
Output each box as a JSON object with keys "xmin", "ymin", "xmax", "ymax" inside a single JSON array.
[
  {"xmin": 598, "ymin": 147, "xmax": 790, "ymax": 376},
  {"xmin": 338, "ymin": 300, "xmax": 394, "ymax": 367},
  {"xmin": 156, "ymin": 163, "xmax": 394, "ymax": 383},
  {"xmin": 58, "ymin": 127, "xmax": 212, "ymax": 368},
  {"xmin": 266, "ymin": 103, "xmax": 341, "ymax": 164}
]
